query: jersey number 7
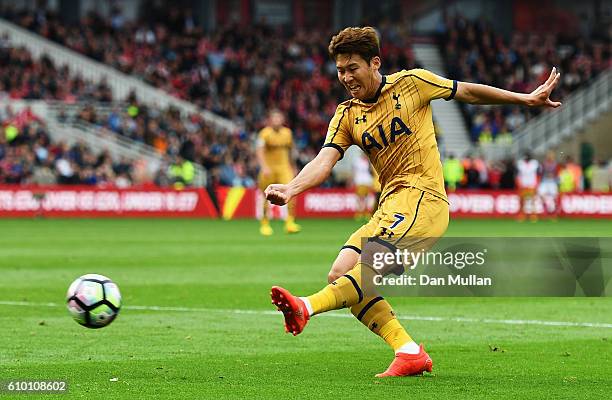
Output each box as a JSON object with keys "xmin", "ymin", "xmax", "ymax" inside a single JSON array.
[{"xmin": 389, "ymin": 213, "xmax": 405, "ymax": 229}]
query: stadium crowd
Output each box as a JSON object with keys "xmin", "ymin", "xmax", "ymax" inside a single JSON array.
[
  {"xmin": 0, "ymin": 105, "xmax": 142, "ymax": 186},
  {"xmin": 0, "ymin": 6, "xmax": 610, "ymax": 192},
  {"xmin": 73, "ymin": 99, "xmax": 258, "ymax": 188},
  {"xmin": 2, "ymin": 6, "xmax": 419, "ymax": 142},
  {"xmin": 0, "ymin": 40, "xmax": 113, "ymax": 102},
  {"xmin": 1, "ymin": 6, "xmax": 421, "ymax": 188},
  {"xmin": 439, "ymin": 15, "xmax": 611, "ymax": 144},
  {"xmin": 7, "ymin": 6, "xmax": 609, "ymax": 147},
  {"xmin": 0, "ymin": 41, "xmax": 259, "ymax": 188}
]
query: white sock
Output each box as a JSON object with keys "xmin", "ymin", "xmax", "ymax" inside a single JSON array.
[
  {"xmin": 396, "ymin": 341, "xmax": 420, "ymax": 354},
  {"xmin": 299, "ymin": 297, "xmax": 313, "ymax": 316}
]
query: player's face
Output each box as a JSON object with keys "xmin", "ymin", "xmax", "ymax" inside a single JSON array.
[
  {"xmin": 336, "ymin": 53, "xmax": 381, "ymax": 100},
  {"xmin": 269, "ymin": 111, "xmax": 284, "ymax": 128}
]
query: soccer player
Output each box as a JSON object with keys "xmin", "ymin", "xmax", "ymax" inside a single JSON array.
[
  {"xmin": 537, "ymin": 151, "xmax": 560, "ymax": 219},
  {"xmin": 256, "ymin": 109, "xmax": 301, "ymax": 235},
  {"xmin": 516, "ymin": 152, "xmax": 540, "ymax": 221},
  {"xmin": 352, "ymin": 151, "xmax": 375, "ymax": 220},
  {"xmin": 265, "ymin": 27, "xmax": 561, "ymax": 377}
]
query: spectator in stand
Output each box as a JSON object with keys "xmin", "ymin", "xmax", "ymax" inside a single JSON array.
[
  {"xmin": 505, "ymin": 107, "xmax": 527, "ymax": 132},
  {"xmin": 233, "ymin": 160, "xmax": 255, "ymax": 188},
  {"xmin": 478, "ymin": 123, "xmax": 493, "ymax": 146},
  {"xmin": 30, "ymin": 158, "xmax": 56, "ymax": 184},
  {"xmin": 495, "ymin": 123, "xmax": 513, "ymax": 145}
]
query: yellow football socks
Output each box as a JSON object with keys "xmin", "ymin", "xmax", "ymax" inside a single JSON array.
[
  {"xmin": 305, "ymin": 261, "xmax": 413, "ymax": 352},
  {"xmin": 287, "ymin": 201, "xmax": 296, "ymax": 221},
  {"xmin": 376, "ymin": 313, "xmax": 413, "ymax": 351},
  {"xmin": 307, "ymin": 264, "xmax": 364, "ymax": 314},
  {"xmin": 350, "ymin": 297, "xmax": 412, "ymax": 351}
]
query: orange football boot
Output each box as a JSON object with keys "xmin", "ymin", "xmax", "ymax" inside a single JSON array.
[
  {"xmin": 270, "ymin": 286, "xmax": 310, "ymax": 336},
  {"xmin": 375, "ymin": 344, "xmax": 433, "ymax": 377}
]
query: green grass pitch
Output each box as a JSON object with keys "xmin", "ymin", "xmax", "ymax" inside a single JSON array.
[{"xmin": 1, "ymin": 218, "xmax": 611, "ymax": 399}]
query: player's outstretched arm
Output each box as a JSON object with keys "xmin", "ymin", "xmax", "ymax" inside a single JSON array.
[
  {"xmin": 265, "ymin": 147, "xmax": 341, "ymax": 206},
  {"xmin": 455, "ymin": 67, "xmax": 562, "ymax": 108}
]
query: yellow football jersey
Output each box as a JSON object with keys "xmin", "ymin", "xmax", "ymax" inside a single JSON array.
[
  {"xmin": 371, "ymin": 167, "xmax": 381, "ymax": 193},
  {"xmin": 324, "ymin": 68, "xmax": 457, "ymax": 202},
  {"xmin": 258, "ymin": 126, "xmax": 293, "ymax": 171}
]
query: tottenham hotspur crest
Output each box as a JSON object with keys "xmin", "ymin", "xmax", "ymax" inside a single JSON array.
[{"xmin": 392, "ymin": 93, "xmax": 401, "ymax": 110}]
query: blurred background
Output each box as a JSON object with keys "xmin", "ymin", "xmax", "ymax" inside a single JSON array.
[{"xmin": 0, "ymin": 0, "xmax": 609, "ymax": 219}]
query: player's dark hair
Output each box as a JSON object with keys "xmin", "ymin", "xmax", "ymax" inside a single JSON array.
[{"xmin": 328, "ymin": 27, "xmax": 380, "ymax": 64}]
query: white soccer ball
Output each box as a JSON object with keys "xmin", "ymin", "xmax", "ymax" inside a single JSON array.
[{"xmin": 66, "ymin": 274, "xmax": 121, "ymax": 329}]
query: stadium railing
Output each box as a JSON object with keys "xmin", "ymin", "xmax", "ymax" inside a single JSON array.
[
  {"xmin": 0, "ymin": 18, "xmax": 239, "ymax": 136},
  {"xmin": 47, "ymin": 102, "xmax": 208, "ymax": 187},
  {"xmin": 413, "ymin": 43, "xmax": 473, "ymax": 157},
  {"xmin": 2, "ymin": 100, "xmax": 207, "ymax": 186}
]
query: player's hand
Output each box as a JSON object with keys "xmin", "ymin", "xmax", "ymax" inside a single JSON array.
[
  {"xmin": 527, "ymin": 67, "xmax": 562, "ymax": 108},
  {"xmin": 265, "ymin": 184, "xmax": 293, "ymax": 206}
]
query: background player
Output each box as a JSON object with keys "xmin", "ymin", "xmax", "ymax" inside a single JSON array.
[
  {"xmin": 538, "ymin": 151, "xmax": 560, "ymax": 219},
  {"xmin": 256, "ymin": 109, "xmax": 301, "ymax": 235},
  {"xmin": 516, "ymin": 152, "xmax": 540, "ymax": 221},
  {"xmin": 352, "ymin": 151, "xmax": 375, "ymax": 220},
  {"xmin": 265, "ymin": 26, "xmax": 561, "ymax": 377},
  {"xmin": 371, "ymin": 166, "xmax": 382, "ymax": 214}
]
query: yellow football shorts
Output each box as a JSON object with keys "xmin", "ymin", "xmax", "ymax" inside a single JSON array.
[
  {"xmin": 355, "ymin": 185, "xmax": 372, "ymax": 197},
  {"xmin": 258, "ymin": 169, "xmax": 294, "ymax": 191},
  {"xmin": 343, "ymin": 187, "xmax": 449, "ymax": 255}
]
